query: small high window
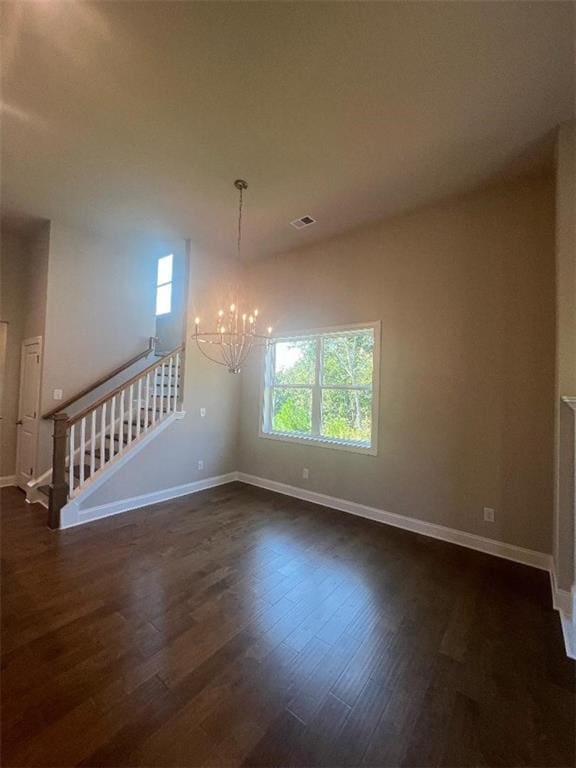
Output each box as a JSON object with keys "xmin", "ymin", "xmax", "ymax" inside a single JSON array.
[{"xmin": 155, "ymin": 254, "xmax": 173, "ymax": 316}]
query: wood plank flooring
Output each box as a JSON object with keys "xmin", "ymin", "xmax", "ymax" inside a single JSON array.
[{"xmin": 1, "ymin": 483, "xmax": 574, "ymax": 767}]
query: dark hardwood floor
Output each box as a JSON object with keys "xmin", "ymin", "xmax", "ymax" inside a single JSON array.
[{"xmin": 1, "ymin": 484, "xmax": 574, "ymax": 768}]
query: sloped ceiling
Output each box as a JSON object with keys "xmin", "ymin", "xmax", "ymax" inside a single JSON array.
[{"xmin": 1, "ymin": 1, "xmax": 574, "ymax": 257}]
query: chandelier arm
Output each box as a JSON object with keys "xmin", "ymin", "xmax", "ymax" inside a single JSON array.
[
  {"xmin": 238, "ymin": 346, "xmax": 251, "ymax": 370},
  {"xmin": 195, "ymin": 336, "xmax": 227, "ymax": 367},
  {"xmin": 222, "ymin": 336, "xmax": 234, "ymax": 369},
  {"xmin": 236, "ymin": 335, "xmax": 249, "ymax": 365}
]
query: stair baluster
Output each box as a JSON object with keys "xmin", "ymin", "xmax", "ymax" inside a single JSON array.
[
  {"xmin": 90, "ymin": 410, "xmax": 96, "ymax": 477},
  {"xmin": 128, "ymin": 384, "xmax": 134, "ymax": 446},
  {"xmin": 68, "ymin": 424, "xmax": 75, "ymax": 494},
  {"xmin": 100, "ymin": 402, "xmax": 106, "ymax": 470}
]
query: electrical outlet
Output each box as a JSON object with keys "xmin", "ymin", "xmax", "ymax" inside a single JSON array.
[
  {"xmin": 302, "ymin": 468, "xmax": 309, "ymax": 480},
  {"xmin": 53, "ymin": 389, "xmax": 63, "ymax": 401},
  {"xmin": 483, "ymin": 507, "xmax": 495, "ymax": 522},
  {"xmin": 198, "ymin": 460, "xmax": 204, "ymax": 471},
  {"xmin": 200, "ymin": 408, "xmax": 206, "ymax": 418}
]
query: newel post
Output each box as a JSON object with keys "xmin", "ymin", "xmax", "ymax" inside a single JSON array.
[{"xmin": 48, "ymin": 413, "xmax": 69, "ymax": 529}]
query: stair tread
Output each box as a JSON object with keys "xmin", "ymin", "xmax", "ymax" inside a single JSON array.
[
  {"xmin": 73, "ymin": 465, "xmax": 93, "ymax": 480},
  {"xmin": 85, "ymin": 447, "xmax": 111, "ymax": 460},
  {"xmin": 123, "ymin": 412, "xmax": 175, "ymax": 426}
]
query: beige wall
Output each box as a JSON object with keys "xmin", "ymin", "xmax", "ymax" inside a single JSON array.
[
  {"xmin": 41, "ymin": 223, "xmax": 157, "ymax": 414},
  {"xmin": 0, "ymin": 229, "xmax": 27, "ymax": 477},
  {"xmin": 238, "ymin": 174, "xmax": 556, "ymax": 554},
  {"xmin": 23, "ymin": 222, "xmax": 50, "ymax": 340},
  {"xmin": 34, "ymin": 223, "xmax": 158, "ymax": 473},
  {"xmin": 554, "ymin": 121, "xmax": 576, "ymax": 590},
  {"xmin": 78, "ymin": 248, "xmax": 240, "ymax": 508}
]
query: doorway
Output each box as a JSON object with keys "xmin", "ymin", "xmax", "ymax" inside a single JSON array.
[{"xmin": 16, "ymin": 337, "xmax": 42, "ymax": 490}]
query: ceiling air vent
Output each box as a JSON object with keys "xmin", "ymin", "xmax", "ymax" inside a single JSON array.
[{"xmin": 290, "ymin": 215, "xmax": 316, "ymax": 230}]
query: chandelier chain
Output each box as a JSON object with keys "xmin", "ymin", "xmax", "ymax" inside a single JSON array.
[{"xmin": 237, "ymin": 183, "xmax": 244, "ymax": 260}]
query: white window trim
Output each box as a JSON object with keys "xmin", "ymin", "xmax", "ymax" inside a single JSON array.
[
  {"xmin": 259, "ymin": 321, "xmax": 381, "ymax": 456},
  {"xmin": 155, "ymin": 254, "xmax": 174, "ymax": 317}
]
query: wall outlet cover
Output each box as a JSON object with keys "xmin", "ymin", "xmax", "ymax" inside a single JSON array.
[{"xmin": 483, "ymin": 507, "xmax": 495, "ymax": 522}]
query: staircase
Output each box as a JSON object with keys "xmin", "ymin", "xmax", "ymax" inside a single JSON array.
[{"xmin": 41, "ymin": 339, "xmax": 184, "ymax": 528}]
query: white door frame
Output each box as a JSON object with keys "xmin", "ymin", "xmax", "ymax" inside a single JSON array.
[
  {"xmin": 16, "ymin": 336, "xmax": 42, "ymax": 490},
  {"xmin": 0, "ymin": 322, "xmax": 8, "ymax": 485}
]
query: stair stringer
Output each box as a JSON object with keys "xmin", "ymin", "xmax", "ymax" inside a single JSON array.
[{"xmin": 59, "ymin": 410, "xmax": 185, "ymax": 527}]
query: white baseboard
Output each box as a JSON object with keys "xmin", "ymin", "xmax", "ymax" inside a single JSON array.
[
  {"xmin": 236, "ymin": 472, "xmax": 552, "ymax": 572},
  {"xmin": 550, "ymin": 567, "xmax": 573, "ymax": 614},
  {"xmin": 550, "ymin": 568, "xmax": 576, "ymax": 660},
  {"xmin": 0, "ymin": 475, "xmax": 16, "ymax": 488},
  {"xmin": 559, "ymin": 611, "xmax": 576, "ymax": 660},
  {"xmin": 61, "ymin": 468, "xmax": 551, "ymax": 573},
  {"xmin": 60, "ymin": 472, "xmax": 238, "ymax": 529},
  {"xmin": 27, "ymin": 488, "xmax": 48, "ymax": 509}
]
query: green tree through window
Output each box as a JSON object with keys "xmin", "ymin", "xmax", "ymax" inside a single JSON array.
[{"xmin": 263, "ymin": 326, "xmax": 378, "ymax": 450}]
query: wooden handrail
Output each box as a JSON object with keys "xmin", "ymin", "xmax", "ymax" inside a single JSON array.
[
  {"xmin": 43, "ymin": 337, "xmax": 157, "ymax": 419},
  {"xmin": 66, "ymin": 344, "xmax": 184, "ymax": 427}
]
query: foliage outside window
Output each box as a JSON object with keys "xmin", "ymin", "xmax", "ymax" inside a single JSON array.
[{"xmin": 261, "ymin": 324, "xmax": 379, "ymax": 453}]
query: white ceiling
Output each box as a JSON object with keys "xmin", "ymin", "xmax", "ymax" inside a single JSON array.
[{"xmin": 1, "ymin": 1, "xmax": 574, "ymax": 257}]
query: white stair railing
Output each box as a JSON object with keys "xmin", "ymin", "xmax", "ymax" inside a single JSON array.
[{"xmin": 48, "ymin": 346, "xmax": 184, "ymax": 525}]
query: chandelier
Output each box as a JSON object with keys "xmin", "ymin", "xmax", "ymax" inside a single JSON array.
[{"xmin": 193, "ymin": 179, "xmax": 273, "ymax": 374}]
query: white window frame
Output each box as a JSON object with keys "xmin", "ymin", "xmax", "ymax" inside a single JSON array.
[
  {"xmin": 155, "ymin": 254, "xmax": 173, "ymax": 316},
  {"xmin": 259, "ymin": 321, "xmax": 380, "ymax": 455}
]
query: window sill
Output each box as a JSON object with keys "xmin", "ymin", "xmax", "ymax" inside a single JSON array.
[{"xmin": 258, "ymin": 430, "xmax": 378, "ymax": 456}]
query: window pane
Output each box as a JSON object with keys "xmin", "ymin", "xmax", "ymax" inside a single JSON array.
[
  {"xmin": 321, "ymin": 389, "xmax": 372, "ymax": 443},
  {"xmin": 157, "ymin": 254, "xmax": 173, "ymax": 286},
  {"xmin": 155, "ymin": 283, "xmax": 172, "ymax": 316},
  {"xmin": 274, "ymin": 339, "xmax": 317, "ymax": 385},
  {"xmin": 322, "ymin": 330, "xmax": 374, "ymax": 386},
  {"xmin": 272, "ymin": 388, "xmax": 312, "ymax": 434}
]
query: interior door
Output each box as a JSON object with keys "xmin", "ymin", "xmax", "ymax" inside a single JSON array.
[{"xmin": 16, "ymin": 337, "xmax": 42, "ymax": 490}]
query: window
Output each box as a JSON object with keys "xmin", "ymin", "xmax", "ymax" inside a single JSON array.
[
  {"xmin": 261, "ymin": 323, "xmax": 380, "ymax": 454},
  {"xmin": 155, "ymin": 254, "xmax": 173, "ymax": 316}
]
